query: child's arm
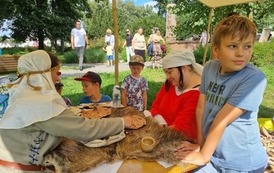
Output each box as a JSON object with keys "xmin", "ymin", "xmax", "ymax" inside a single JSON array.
[
  {"xmin": 196, "ymin": 94, "xmax": 206, "ymax": 146},
  {"xmin": 121, "ymin": 89, "xmax": 127, "ymax": 107},
  {"xmin": 142, "ymin": 90, "xmax": 147, "ymax": 111},
  {"xmin": 176, "ymin": 103, "xmax": 245, "ymax": 165}
]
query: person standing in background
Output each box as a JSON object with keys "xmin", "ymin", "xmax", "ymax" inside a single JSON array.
[
  {"xmin": 149, "ymin": 29, "xmax": 165, "ymax": 69},
  {"xmin": 103, "ymin": 41, "xmax": 114, "ymax": 67},
  {"xmin": 104, "ymin": 29, "xmax": 115, "ymax": 61},
  {"xmin": 147, "ymin": 27, "xmax": 158, "ymax": 57},
  {"xmin": 132, "ymin": 28, "xmax": 146, "ymax": 63},
  {"xmin": 199, "ymin": 30, "xmax": 210, "ymax": 47},
  {"xmin": 71, "ymin": 20, "xmax": 89, "ymax": 71},
  {"xmin": 123, "ymin": 29, "xmax": 134, "ymax": 64}
]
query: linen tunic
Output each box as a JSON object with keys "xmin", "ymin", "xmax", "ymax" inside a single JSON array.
[{"xmin": 0, "ymin": 109, "xmax": 124, "ymax": 172}]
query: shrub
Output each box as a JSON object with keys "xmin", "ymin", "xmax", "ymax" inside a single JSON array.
[
  {"xmin": 119, "ymin": 49, "xmax": 127, "ymax": 62},
  {"xmin": 252, "ymin": 40, "xmax": 274, "ymax": 67},
  {"xmin": 85, "ymin": 48, "xmax": 105, "ymax": 63},
  {"xmin": 2, "ymin": 47, "xmax": 28, "ymax": 55},
  {"xmin": 61, "ymin": 50, "xmax": 78, "ymax": 63},
  {"xmin": 90, "ymin": 38, "xmax": 105, "ymax": 49},
  {"xmin": 193, "ymin": 45, "xmax": 211, "ymax": 65},
  {"xmin": 62, "ymin": 48, "xmax": 106, "ymax": 63}
]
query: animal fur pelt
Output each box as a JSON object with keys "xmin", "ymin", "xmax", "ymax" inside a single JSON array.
[{"xmin": 42, "ymin": 107, "xmax": 189, "ymax": 173}]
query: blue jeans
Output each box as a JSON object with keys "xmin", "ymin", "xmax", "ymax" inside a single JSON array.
[
  {"xmin": 193, "ymin": 162, "xmax": 266, "ymax": 173},
  {"xmin": 147, "ymin": 43, "xmax": 153, "ymax": 56}
]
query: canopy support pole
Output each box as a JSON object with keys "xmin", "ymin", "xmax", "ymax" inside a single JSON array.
[
  {"xmin": 203, "ymin": 8, "xmax": 214, "ymax": 65},
  {"xmin": 112, "ymin": 0, "xmax": 119, "ymax": 85}
]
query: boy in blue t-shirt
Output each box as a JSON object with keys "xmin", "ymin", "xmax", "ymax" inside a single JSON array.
[
  {"xmin": 74, "ymin": 71, "xmax": 112, "ymax": 104},
  {"xmin": 175, "ymin": 15, "xmax": 268, "ymax": 172}
]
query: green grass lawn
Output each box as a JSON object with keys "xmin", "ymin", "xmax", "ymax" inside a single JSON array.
[
  {"xmin": 61, "ymin": 66, "xmax": 274, "ymax": 118},
  {"xmin": 61, "ymin": 68, "xmax": 166, "ymax": 110}
]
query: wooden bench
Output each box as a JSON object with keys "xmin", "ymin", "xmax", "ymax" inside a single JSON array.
[{"xmin": 0, "ymin": 55, "xmax": 20, "ymax": 73}]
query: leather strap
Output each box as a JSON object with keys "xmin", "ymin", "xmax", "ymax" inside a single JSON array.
[{"xmin": 0, "ymin": 159, "xmax": 42, "ymax": 171}]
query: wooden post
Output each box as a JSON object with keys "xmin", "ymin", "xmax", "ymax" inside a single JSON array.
[
  {"xmin": 203, "ymin": 8, "xmax": 214, "ymax": 65},
  {"xmin": 112, "ymin": 0, "xmax": 119, "ymax": 85}
]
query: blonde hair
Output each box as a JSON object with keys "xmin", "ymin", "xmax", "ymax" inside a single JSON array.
[
  {"xmin": 156, "ymin": 30, "xmax": 161, "ymax": 36},
  {"xmin": 106, "ymin": 28, "xmax": 112, "ymax": 34},
  {"xmin": 213, "ymin": 15, "xmax": 257, "ymax": 47}
]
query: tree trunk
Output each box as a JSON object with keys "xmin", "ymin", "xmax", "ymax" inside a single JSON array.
[
  {"xmin": 54, "ymin": 39, "xmax": 58, "ymax": 51},
  {"xmin": 38, "ymin": 28, "xmax": 44, "ymax": 50},
  {"xmin": 61, "ymin": 38, "xmax": 65, "ymax": 54}
]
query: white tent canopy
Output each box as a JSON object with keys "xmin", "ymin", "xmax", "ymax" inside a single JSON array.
[{"xmin": 199, "ymin": 0, "xmax": 258, "ymax": 8}]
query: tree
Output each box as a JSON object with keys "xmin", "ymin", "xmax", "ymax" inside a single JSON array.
[
  {"xmin": 0, "ymin": 0, "xmax": 15, "ymax": 22},
  {"xmin": 1, "ymin": 0, "xmax": 90, "ymax": 50},
  {"xmin": 154, "ymin": 0, "xmax": 274, "ymax": 39},
  {"xmin": 84, "ymin": 1, "xmax": 165, "ymax": 40}
]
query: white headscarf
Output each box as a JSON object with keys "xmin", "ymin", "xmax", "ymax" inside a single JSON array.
[
  {"xmin": 0, "ymin": 50, "xmax": 67, "ymax": 129},
  {"xmin": 162, "ymin": 50, "xmax": 204, "ymax": 76}
]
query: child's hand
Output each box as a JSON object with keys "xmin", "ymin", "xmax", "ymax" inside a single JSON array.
[{"xmin": 174, "ymin": 150, "xmax": 206, "ymax": 166}]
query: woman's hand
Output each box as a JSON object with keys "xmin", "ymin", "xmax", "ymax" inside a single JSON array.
[{"xmin": 123, "ymin": 115, "xmax": 146, "ymax": 129}]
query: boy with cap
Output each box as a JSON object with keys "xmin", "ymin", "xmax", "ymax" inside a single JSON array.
[
  {"xmin": 74, "ymin": 71, "xmax": 112, "ymax": 104},
  {"xmin": 121, "ymin": 55, "xmax": 149, "ymax": 112}
]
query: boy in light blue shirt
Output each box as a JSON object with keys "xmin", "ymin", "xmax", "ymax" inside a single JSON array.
[{"xmin": 175, "ymin": 15, "xmax": 268, "ymax": 173}]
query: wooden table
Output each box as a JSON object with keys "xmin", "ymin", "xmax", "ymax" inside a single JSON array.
[{"xmin": 117, "ymin": 159, "xmax": 197, "ymax": 173}]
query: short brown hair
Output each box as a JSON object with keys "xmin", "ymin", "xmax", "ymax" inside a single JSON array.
[
  {"xmin": 212, "ymin": 15, "xmax": 257, "ymax": 47},
  {"xmin": 47, "ymin": 52, "xmax": 60, "ymax": 68}
]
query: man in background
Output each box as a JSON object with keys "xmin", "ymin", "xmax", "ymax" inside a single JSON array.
[{"xmin": 71, "ymin": 20, "xmax": 89, "ymax": 71}]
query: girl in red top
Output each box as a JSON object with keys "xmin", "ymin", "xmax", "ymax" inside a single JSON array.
[{"xmin": 150, "ymin": 50, "xmax": 203, "ymax": 142}]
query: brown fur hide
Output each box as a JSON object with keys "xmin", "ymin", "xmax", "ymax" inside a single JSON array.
[{"xmin": 42, "ymin": 107, "xmax": 189, "ymax": 173}]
